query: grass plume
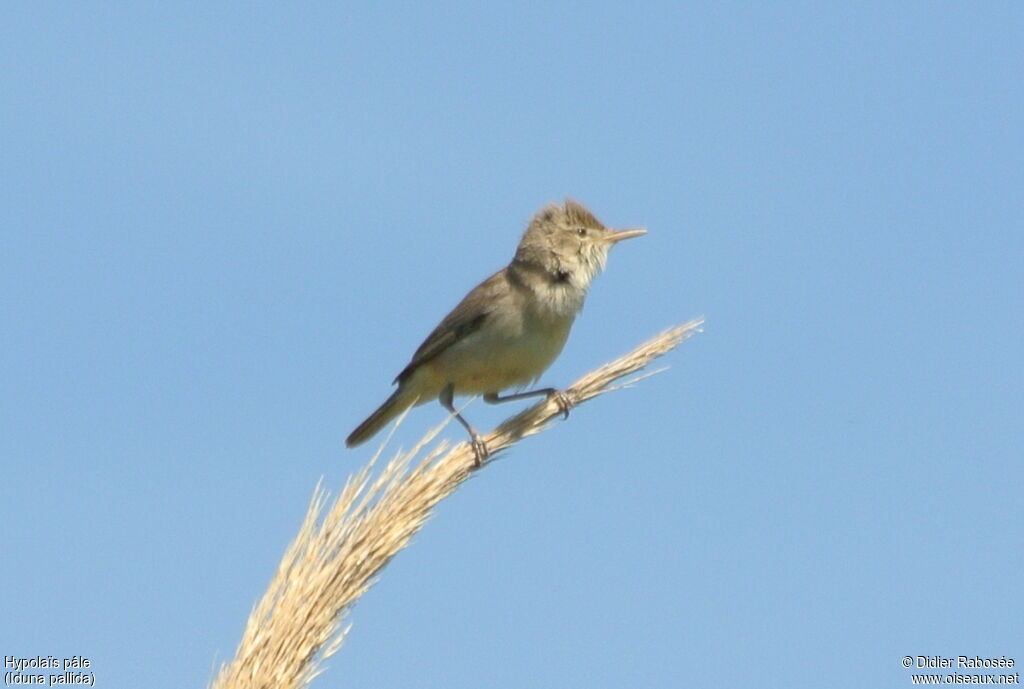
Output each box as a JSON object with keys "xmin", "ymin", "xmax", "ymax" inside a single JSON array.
[{"xmin": 209, "ymin": 318, "xmax": 704, "ymax": 689}]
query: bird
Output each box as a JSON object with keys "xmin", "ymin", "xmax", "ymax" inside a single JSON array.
[{"xmin": 346, "ymin": 199, "xmax": 645, "ymax": 465}]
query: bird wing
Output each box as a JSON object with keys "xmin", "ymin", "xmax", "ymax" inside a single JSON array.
[{"xmin": 393, "ymin": 270, "xmax": 506, "ymax": 385}]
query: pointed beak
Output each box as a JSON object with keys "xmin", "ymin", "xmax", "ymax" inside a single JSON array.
[{"xmin": 606, "ymin": 227, "xmax": 647, "ymax": 243}]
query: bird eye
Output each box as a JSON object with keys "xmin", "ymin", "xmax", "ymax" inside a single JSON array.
[{"xmin": 576, "ymin": 228, "xmax": 587, "ymax": 236}]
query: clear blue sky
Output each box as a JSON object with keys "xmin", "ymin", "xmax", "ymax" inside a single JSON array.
[{"xmin": 3, "ymin": 3, "xmax": 1021, "ymax": 687}]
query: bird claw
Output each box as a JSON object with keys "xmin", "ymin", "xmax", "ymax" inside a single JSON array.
[
  {"xmin": 469, "ymin": 434, "xmax": 490, "ymax": 468},
  {"xmin": 549, "ymin": 390, "xmax": 572, "ymax": 420}
]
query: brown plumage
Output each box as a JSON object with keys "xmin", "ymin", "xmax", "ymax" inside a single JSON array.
[{"xmin": 346, "ymin": 199, "xmax": 645, "ymax": 460}]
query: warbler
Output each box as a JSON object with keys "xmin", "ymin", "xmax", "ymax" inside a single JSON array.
[{"xmin": 346, "ymin": 199, "xmax": 645, "ymax": 464}]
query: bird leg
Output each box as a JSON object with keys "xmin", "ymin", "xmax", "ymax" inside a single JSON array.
[
  {"xmin": 484, "ymin": 387, "xmax": 572, "ymax": 420},
  {"xmin": 439, "ymin": 384, "xmax": 488, "ymax": 467}
]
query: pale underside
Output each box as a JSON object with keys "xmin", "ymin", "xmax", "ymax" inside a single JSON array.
[{"xmin": 407, "ymin": 313, "xmax": 572, "ymax": 401}]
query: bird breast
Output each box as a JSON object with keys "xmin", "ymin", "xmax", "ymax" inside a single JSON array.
[{"xmin": 429, "ymin": 296, "xmax": 576, "ymax": 395}]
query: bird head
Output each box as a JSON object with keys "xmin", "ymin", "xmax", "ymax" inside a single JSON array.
[{"xmin": 513, "ymin": 199, "xmax": 646, "ymax": 289}]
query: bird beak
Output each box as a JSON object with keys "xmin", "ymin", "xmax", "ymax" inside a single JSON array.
[{"xmin": 605, "ymin": 227, "xmax": 647, "ymax": 243}]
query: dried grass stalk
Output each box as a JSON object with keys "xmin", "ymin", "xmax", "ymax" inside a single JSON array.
[{"xmin": 209, "ymin": 317, "xmax": 704, "ymax": 689}]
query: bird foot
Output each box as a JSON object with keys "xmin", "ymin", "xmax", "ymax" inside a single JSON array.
[
  {"xmin": 469, "ymin": 434, "xmax": 490, "ymax": 468},
  {"xmin": 549, "ymin": 390, "xmax": 572, "ymax": 420}
]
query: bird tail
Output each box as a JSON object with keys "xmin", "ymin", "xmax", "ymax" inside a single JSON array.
[{"xmin": 346, "ymin": 386, "xmax": 418, "ymax": 448}]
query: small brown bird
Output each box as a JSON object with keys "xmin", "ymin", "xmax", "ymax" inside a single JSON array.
[{"xmin": 346, "ymin": 199, "xmax": 645, "ymax": 463}]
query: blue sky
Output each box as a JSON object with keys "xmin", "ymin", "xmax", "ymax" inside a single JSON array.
[{"xmin": 3, "ymin": 2, "xmax": 1021, "ymax": 687}]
